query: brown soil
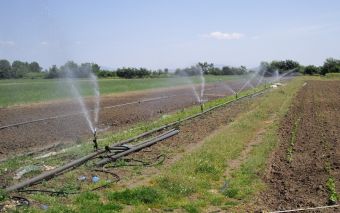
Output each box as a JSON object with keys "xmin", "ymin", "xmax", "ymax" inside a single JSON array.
[
  {"xmin": 256, "ymin": 80, "xmax": 340, "ymax": 212},
  {"xmin": 0, "ymin": 81, "xmax": 249, "ymax": 159}
]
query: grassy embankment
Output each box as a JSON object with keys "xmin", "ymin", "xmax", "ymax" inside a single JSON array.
[{"xmin": 0, "ymin": 75, "xmax": 240, "ymax": 107}]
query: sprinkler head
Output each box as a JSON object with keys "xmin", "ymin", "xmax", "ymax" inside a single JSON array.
[
  {"xmin": 235, "ymin": 93, "xmax": 238, "ymax": 99},
  {"xmin": 93, "ymin": 128, "xmax": 97, "ymax": 137},
  {"xmin": 93, "ymin": 128, "xmax": 98, "ymax": 151},
  {"xmin": 200, "ymin": 103, "xmax": 204, "ymax": 112}
]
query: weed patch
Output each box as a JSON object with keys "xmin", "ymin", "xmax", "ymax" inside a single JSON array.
[
  {"xmin": 107, "ymin": 186, "xmax": 162, "ymax": 205},
  {"xmin": 326, "ymin": 177, "xmax": 338, "ymax": 204},
  {"xmin": 287, "ymin": 117, "xmax": 301, "ymax": 162}
]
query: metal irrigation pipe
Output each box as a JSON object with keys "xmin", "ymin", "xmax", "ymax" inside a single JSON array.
[
  {"xmin": 5, "ymin": 150, "xmax": 105, "ymax": 192},
  {"xmin": 95, "ymin": 129, "xmax": 179, "ymax": 166},
  {"xmin": 4, "ymin": 129, "xmax": 179, "ymax": 192}
]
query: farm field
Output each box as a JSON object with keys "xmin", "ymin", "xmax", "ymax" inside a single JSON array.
[
  {"xmin": 0, "ymin": 75, "xmax": 241, "ymax": 107},
  {"xmin": 0, "ymin": 78, "xmax": 254, "ymax": 159},
  {"xmin": 0, "ymin": 77, "xmax": 339, "ymax": 213},
  {"xmin": 256, "ymin": 80, "xmax": 340, "ymax": 211},
  {"xmin": 2, "ymin": 1, "xmax": 340, "ymax": 212}
]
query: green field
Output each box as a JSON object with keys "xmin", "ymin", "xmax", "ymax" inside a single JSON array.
[{"xmin": 0, "ymin": 75, "xmax": 241, "ymax": 107}]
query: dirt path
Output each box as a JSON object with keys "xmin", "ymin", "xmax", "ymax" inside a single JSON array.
[{"xmin": 256, "ymin": 80, "xmax": 340, "ymax": 212}]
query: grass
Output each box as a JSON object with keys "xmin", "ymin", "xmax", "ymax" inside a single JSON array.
[
  {"xmin": 0, "ymin": 78, "xmax": 305, "ymax": 212},
  {"xmin": 0, "ymin": 75, "xmax": 240, "ymax": 107},
  {"xmin": 325, "ymin": 72, "xmax": 340, "ymax": 79},
  {"xmin": 326, "ymin": 177, "xmax": 339, "ymax": 204},
  {"xmin": 107, "ymin": 187, "xmax": 162, "ymax": 205}
]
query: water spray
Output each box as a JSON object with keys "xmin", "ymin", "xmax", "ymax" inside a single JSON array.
[{"xmin": 93, "ymin": 128, "xmax": 98, "ymax": 151}]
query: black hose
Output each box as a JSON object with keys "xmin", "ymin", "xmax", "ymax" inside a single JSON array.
[{"xmin": 104, "ymin": 154, "xmax": 166, "ymax": 168}]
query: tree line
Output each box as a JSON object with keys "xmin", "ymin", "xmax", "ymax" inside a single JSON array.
[
  {"xmin": 46, "ymin": 61, "xmax": 171, "ymax": 79},
  {"xmin": 0, "ymin": 58, "xmax": 339, "ymax": 80},
  {"xmin": 174, "ymin": 62, "xmax": 248, "ymax": 76},
  {"xmin": 174, "ymin": 59, "xmax": 340, "ymax": 77},
  {"xmin": 0, "ymin": 59, "xmax": 42, "ymax": 79}
]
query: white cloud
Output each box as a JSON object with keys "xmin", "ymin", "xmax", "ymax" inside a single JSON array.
[
  {"xmin": 207, "ymin": 32, "xmax": 244, "ymax": 40},
  {"xmin": 40, "ymin": 41, "xmax": 48, "ymax": 45},
  {"xmin": 0, "ymin": 40, "xmax": 15, "ymax": 46}
]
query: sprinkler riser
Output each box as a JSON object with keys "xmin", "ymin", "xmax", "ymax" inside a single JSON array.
[{"xmin": 93, "ymin": 129, "xmax": 98, "ymax": 150}]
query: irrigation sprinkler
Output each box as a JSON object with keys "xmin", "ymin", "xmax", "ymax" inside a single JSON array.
[
  {"xmin": 235, "ymin": 93, "xmax": 238, "ymax": 99},
  {"xmin": 200, "ymin": 102, "xmax": 204, "ymax": 112},
  {"xmin": 93, "ymin": 128, "xmax": 98, "ymax": 151}
]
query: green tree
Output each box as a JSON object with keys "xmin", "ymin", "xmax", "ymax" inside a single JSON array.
[
  {"xmin": 198, "ymin": 62, "xmax": 214, "ymax": 74},
  {"xmin": 29, "ymin": 61, "xmax": 41, "ymax": 72},
  {"xmin": 259, "ymin": 61, "xmax": 274, "ymax": 76},
  {"xmin": 303, "ymin": 65, "xmax": 319, "ymax": 75},
  {"xmin": 91, "ymin": 63, "xmax": 100, "ymax": 73},
  {"xmin": 270, "ymin": 60, "xmax": 300, "ymax": 74},
  {"xmin": 321, "ymin": 58, "xmax": 340, "ymax": 75},
  {"xmin": 0, "ymin": 59, "xmax": 12, "ymax": 79},
  {"xmin": 60, "ymin": 61, "xmax": 79, "ymax": 77},
  {"xmin": 46, "ymin": 65, "xmax": 59, "ymax": 78},
  {"xmin": 11, "ymin": 60, "xmax": 29, "ymax": 78}
]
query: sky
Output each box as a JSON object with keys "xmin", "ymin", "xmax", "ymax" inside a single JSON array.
[{"xmin": 1, "ymin": 0, "xmax": 340, "ymax": 70}]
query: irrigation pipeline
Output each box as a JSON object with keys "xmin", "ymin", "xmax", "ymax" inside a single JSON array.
[
  {"xmin": 4, "ymin": 86, "xmax": 270, "ymax": 193},
  {"xmin": 0, "ymin": 88, "xmax": 215, "ymax": 131},
  {"xmin": 96, "ymin": 130, "xmax": 179, "ymax": 166},
  {"xmin": 4, "ymin": 129, "xmax": 179, "ymax": 192}
]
